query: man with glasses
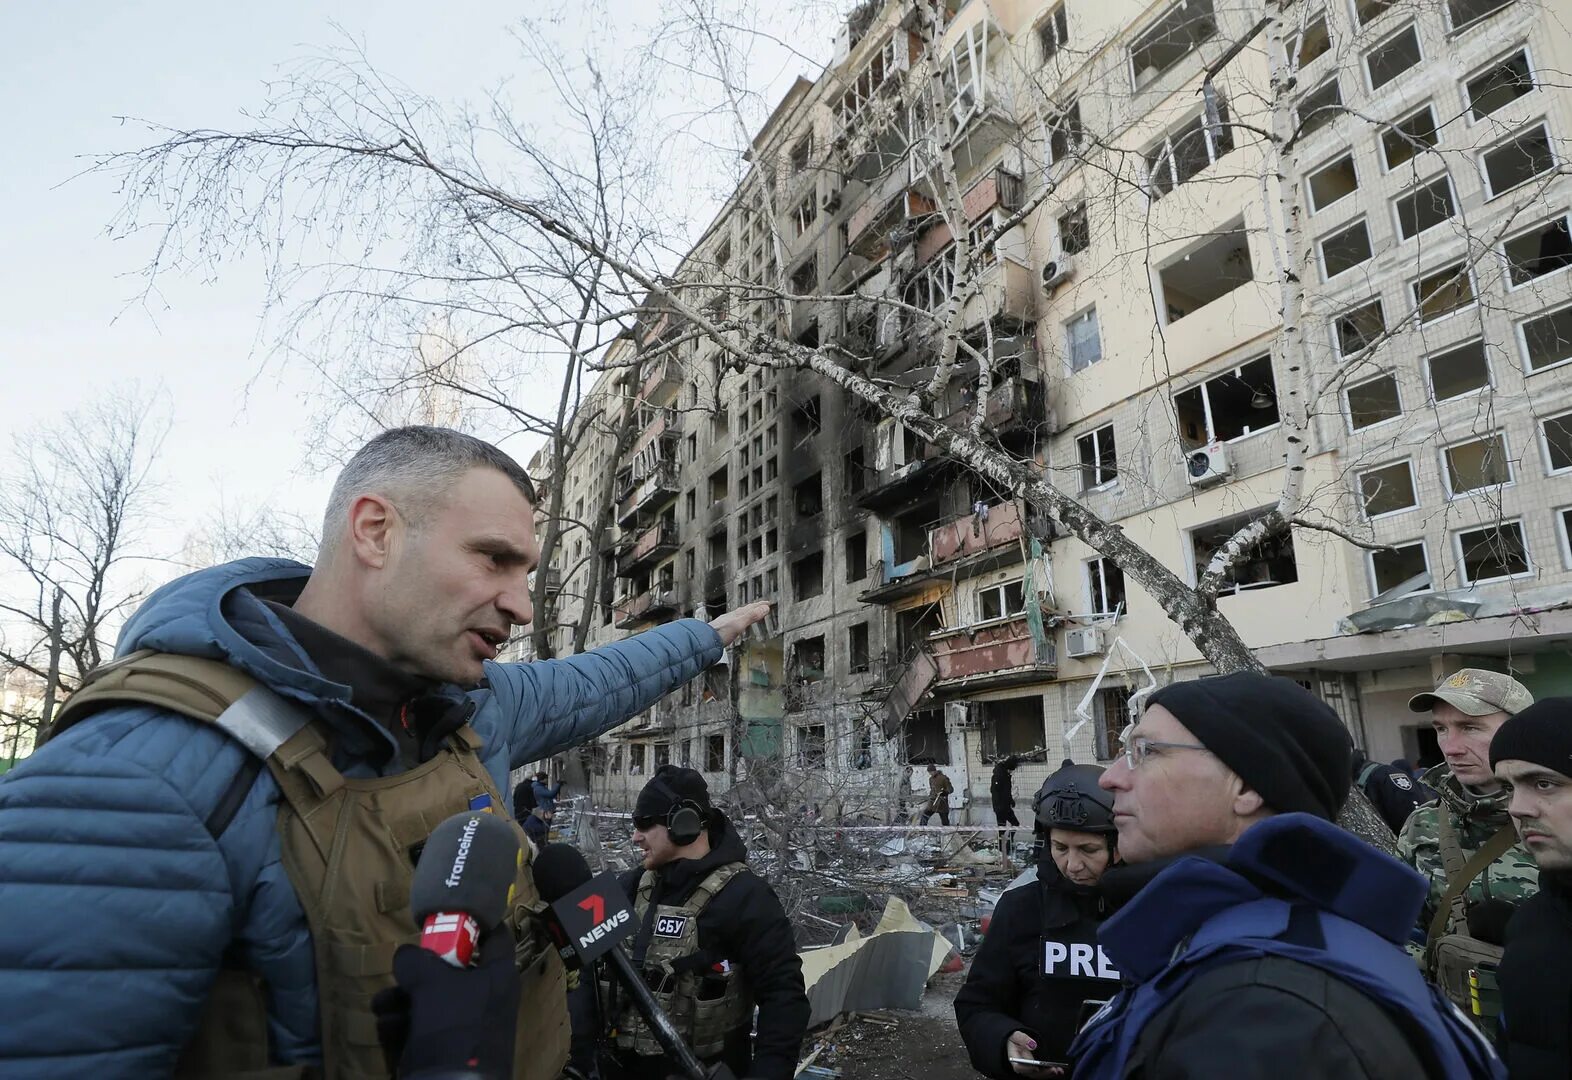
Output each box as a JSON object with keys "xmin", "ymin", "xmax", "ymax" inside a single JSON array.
[
  {"xmin": 599, "ymin": 765, "xmax": 808, "ymax": 1080},
  {"xmin": 1068, "ymin": 672, "xmax": 1502, "ymax": 1079}
]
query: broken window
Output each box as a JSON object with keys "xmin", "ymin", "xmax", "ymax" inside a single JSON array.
[
  {"xmin": 654, "ymin": 742, "xmax": 671, "ymax": 768},
  {"xmin": 844, "ymin": 533, "xmax": 867, "ymax": 581},
  {"xmin": 1059, "ymin": 202, "xmax": 1090, "ymax": 255},
  {"xmin": 1445, "ymin": 433, "xmax": 1513, "ymax": 495},
  {"xmin": 1448, "ymin": 0, "xmax": 1514, "ymax": 30},
  {"xmin": 1541, "ymin": 409, "xmax": 1572, "ymax": 472},
  {"xmin": 798, "ymin": 725, "xmax": 827, "ymax": 767},
  {"xmin": 1366, "ymin": 24, "xmax": 1421, "ymax": 90},
  {"xmin": 1295, "ymin": 78, "xmax": 1343, "ymax": 138},
  {"xmin": 1381, "ymin": 104, "xmax": 1440, "ymax": 170},
  {"xmin": 790, "ymin": 257, "xmax": 818, "ymax": 295},
  {"xmin": 1093, "ymin": 686, "xmax": 1134, "ymax": 761},
  {"xmin": 978, "ymin": 579, "xmax": 1026, "ymax": 621},
  {"xmin": 1467, "ymin": 49, "xmax": 1534, "ymax": 120},
  {"xmin": 794, "ymin": 473, "xmax": 823, "ymax": 519},
  {"xmin": 1191, "ymin": 511, "xmax": 1300, "ymax": 591},
  {"xmin": 790, "ymin": 135, "xmax": 812, "ymax": 174},
  {"xmin": 1522, "ymin": 305, "xmax": 1572, "ymax": 373},
  {"xmin": 709, "ymin": 466, "xmax": 728, "ymax": 502},
  {"xmin": 1395, "ymin": 176, "xmax": 1457, "ymax": 239},
  {"xmin": 1047, "ymin": 99, "xmax": 1084, "ymax": 165},
  {"xmin": 685, "ymin": 490, "xmax": 696, "ymax": 520},
  {"xmin": 1319, "ymin": 219, "xmax": 1372, "ymax": 278},
  {"xmin": 1087, "ymin": 557, "xmax": 1127, "ymax": 614},
  {"xmin": 1307, "ymin": 153, "xmax": 1358, "ymax": 212},
  {"xmin": 905, "ymin": 708, "xmax": 950, "ymax": 764},
  {"xmin": 979, "ymin": 697, "xmax": 1046, "ymax": 758},
  {"xmin": 1173, "ymin": 356, "xmax": 1280, "ymax": 447},
  {"xmin": 848, "ymin": 622, "xmax": 871, "ymax": 673},
  {"xmin": 1066, "ymin": 307, "xmax": 1103, "ymax": 372},
  {"xmin": 791, "ymin": 552, "xmax": 824, "ymax": 600},
  {"xmin": 792, "ymin": 395, "xmax": 822, "ymax": 443},
  {"xmin": 893, "ymin": 498, "xmax": 940, "ymax": 564},
  {"xmin": 1129, "ymin": 0, "xmax": 1217, "ymax": 89},
  {"xmin": 1354, "ymin": 0, "xmax": 1395, "ymax": 24},
  {"xmin": 705, "ymin": 734, "xmax": 726, "ymax": 773},
  {"xmin": 1371, "ymin": 542, "xmax": 1430, "ymax": 596},
  {"xmin": 1335, "ymin": 299, "xmax": 1385, "ymax": 357},
  {"xmin": 1145, "ymin": 101, "xmax": 1235, "ymax": 197},
  {"xmin": 1413, "ymin": 263, "xmax": 1476, "ymax": 321},
  {"xmin": 1427, "ymin": 340, "xmax": 1492, "ymax": 401},
  {"xmin": 1039, "ymin": 3, "xmax": 1069, "ymax": 61},
  {"xmin": 1482, "ymin": 124, "xmax": 1556, "ymax": 198},
  {"xmin": 1077, "ymin": 424, "xmax": 1118, "ymax": 490},
  {"xmin": 1159, "ymin": 226, "xmax": 1253, "ymax": 323},
  {"xmin": 1359, "ymin": 460, "xmax": 1418, "ymax": 517},
  {"xmin": 1289, "ymin": 11, "xmax": 1332, "ymax": 69},
  {"xmin": 792, "ymin": 635, "xmax": 826, "ymax": 682},
  {"xmin": 1503, "ymin": 215, "xmax": 1572, "ymax": 287},
  {"xmin": 844, "ymin": 447, "xmax": 866, "ymax": 495},
  {"xmin": 794, "ymin": 195, "xmax": 817, "ymax": 237},
  {"xmin": 1457, "ymin": 521, "xmax": 1530, "ymax": 583}
]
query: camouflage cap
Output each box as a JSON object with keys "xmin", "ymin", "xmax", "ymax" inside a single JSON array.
[{"xmin": 1408, "ymin": 668, "xmax": 1533, "ymax": 717}]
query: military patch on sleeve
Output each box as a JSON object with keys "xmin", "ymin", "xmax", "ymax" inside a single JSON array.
[
  {"xmin": 655, "ymin": 914, "xmax": 689, "ymax": 938},
  {"xmin": 1393, "ymin": 774, "xmax": 1413, "ymax": 790}
]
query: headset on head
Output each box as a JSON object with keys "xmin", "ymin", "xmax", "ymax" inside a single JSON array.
[{"xmin": 650, "ymin": 776, "xmax": 707, "ymax": 846}]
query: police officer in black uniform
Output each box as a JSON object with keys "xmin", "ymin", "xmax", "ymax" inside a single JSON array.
[{"xmin": 955, "ymin": 763, "xmax": 1124, "ymax": 1078}]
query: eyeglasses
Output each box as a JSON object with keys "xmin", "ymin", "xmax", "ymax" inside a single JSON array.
[{"xmin": 1119, "ymin": 724, "xmax": 1210, "ymax": 771}]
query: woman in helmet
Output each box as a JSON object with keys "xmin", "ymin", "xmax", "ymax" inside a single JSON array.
[{"xmin": 954, "ymin": 762, "xmax": 1124, "ymax": 1078}]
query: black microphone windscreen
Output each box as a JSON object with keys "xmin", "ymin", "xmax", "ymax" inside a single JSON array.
[
  {"xmin": 1466, "ymin": 898, "xmax": 1515, "ymax": 946},
  {"xmin": 410, "ymin": 810, "xmax": 521, "ymax": 931},
  {"xmin": 533, "ymin": 842, "xmax": 594, "ymax": 903}
]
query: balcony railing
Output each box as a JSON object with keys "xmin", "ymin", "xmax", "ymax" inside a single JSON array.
[
  {"xmin": 942, "ymin": 375, "xmax": 1042, "ymax": 436},
  {"xmin": 613, "ymin": 585, "xmax": 682, "ymax": 630},
  {"xmin": 639, "ymin": 356, "xmax": 681, "ymax": 404},
  {"xmin": 617, "ymin": 463, "xmax": 679, "ymax": 523},
  {"xmin": 617, "ymin": 520, "xmax": 680, "ymax": 575},
  {"xmin": 628, "ymin": 406, "xmax": 677, "ymax": 460},
  {"xmin": 536, "ymin": 568, "xmax": 562, "ymax": 595},
  {"xmin": 928, "ymin": 613, "xmax": 1056, "ymax": 688},
  {"xmin": 929, "ymin": 499, "xmax": 1024, "ymax": 566}
]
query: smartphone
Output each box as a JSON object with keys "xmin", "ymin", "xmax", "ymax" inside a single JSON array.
[{"xmin": 1008, "ymin": 1058, "xmax": 1069, "ymax": 1070}]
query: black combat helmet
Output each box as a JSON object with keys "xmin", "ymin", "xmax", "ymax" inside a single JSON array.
[{"xmin": 1034, "ymin": 762, "xmax": 1116, "ymax": 834}]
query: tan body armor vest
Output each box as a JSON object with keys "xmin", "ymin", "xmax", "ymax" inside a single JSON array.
[
  {"xmin": 605, "ymin": 861, "xmax": 753, "ymax": 1060},
  {"xmin": 54, "ymin": 651, "xmax": 570, "ymax": 1080}
]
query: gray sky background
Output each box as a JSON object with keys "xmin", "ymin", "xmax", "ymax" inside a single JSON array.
[{"xmin": 0, "ymin": 2, "xmax": 823, "ymax": 611}]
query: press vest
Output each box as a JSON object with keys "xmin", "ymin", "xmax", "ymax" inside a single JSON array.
[
  {"xmin": 606, "ymin": 861, "xmax": 753, "ymax": 1059},
  {"xmin": 1028, "ymin": 879, "xmax": 1121, "ymax": 1047},
  {"xmin": 53, "ymin": 650, "xmax": 571, "ymax": 1080}
]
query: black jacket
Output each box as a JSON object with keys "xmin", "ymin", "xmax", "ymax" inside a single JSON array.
[
  {"xmin": 1498, "ymin": 871, "xmax": 1572, "ymax": 1079},
  {"xmin": 1355, "ymin": 755, "xmax": 1431, "ymax": 834},
  {"xmin": 612, "ymin": 814, "xmax": 809, "ymax": 1080},
  {"xmin": 990, "ymin": 762, "xmax": 1016, "ymax": 806},
  {"xmin": 955, "ymin": 862, "xmax": 1117, "ymax": 1078}
]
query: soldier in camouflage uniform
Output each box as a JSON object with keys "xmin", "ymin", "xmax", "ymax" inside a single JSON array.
[{"xmin": 1398, "ymin": 668, "xmax": 1538, "ymax": 1035}]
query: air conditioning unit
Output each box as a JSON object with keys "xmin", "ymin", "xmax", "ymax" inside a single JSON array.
[
  {"xmin": 1186, "ymin": 441, "xmax": 1232, "ymax": 487},
  {"xmin": 821, "ymin": 188, "xmax": 842, "ymax": 213},
  {"xmin": 1065, "ymin": 627, "xmax": 1105, "ymax": 659},
  {"xmin": 1041, "ymin": 257, "xmax": 1075, "ymax": 291}
]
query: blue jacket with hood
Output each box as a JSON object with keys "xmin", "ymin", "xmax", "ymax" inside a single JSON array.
[{"xmin": 0, "ymin": 558, "xmax": 723, "ymax": 1078}]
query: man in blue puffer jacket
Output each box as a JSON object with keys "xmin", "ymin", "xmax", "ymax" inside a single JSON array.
[{"xmin": 0, "ymin": 426, "xmax": 767, "ymax": 1078}]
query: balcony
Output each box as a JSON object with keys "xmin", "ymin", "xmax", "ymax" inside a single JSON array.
[
  {"xmin": 639, "ymin": 356, "xmax": 681, "ymax": 404},
  {"xmin": 929, "ymin": 614, "xmax": 1057, "ymax": 692},
  {"xmin": 847, "ymin": 184, "xmax": 935, "ymax": 260},
  {"xmin": 617, "ymin": 463, "xmax": 679, "ymax": 524},
  {"xmin": 929, "ymin": 499, "xmax": 1024, "ymax": 568},
  {"xmin": 942, "ymin": 374, "xmax": 1044, "ymax": 443},
  {"xmin": 784, "ymin": 678, "xmax": 831, "ymax": 713},
  {"xmin": 613, "ymin": 585, "xmax": 682, "ymax": 630},
  {"xmin": 853, "ymin": 452, "xmax": 957, "ymax": 512},
  {"xmin": 617, "ymin": 520, "xmax": 680, "ymax": 576},
  {"xmin": 628, "ymin": 406, "xmax": 677, "ymax": 460},
  {"xmin": 537, "ymin": 568, "xmax": 562, "ymax": 595}
]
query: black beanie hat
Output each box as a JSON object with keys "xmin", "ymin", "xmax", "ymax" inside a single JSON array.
[
  {"xmin": 1489, "ymin": 697, "xmax": 1572, "ymax": 774},
  {"xmin": 1145, "ymin": 672, "xmax": 1352, "ymax": 820},
  {"xmin": 634, "ymin": 764, "xmax": 712, "ymax": 821}
]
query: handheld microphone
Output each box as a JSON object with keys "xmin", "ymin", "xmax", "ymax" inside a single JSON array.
[
  {"xmin": 410, "ymin": 810, "xmax": 522, "ymax": 967},
  {"xmin": 533, "ymin": 844, "xmax": 733, "ymax": 1080}
]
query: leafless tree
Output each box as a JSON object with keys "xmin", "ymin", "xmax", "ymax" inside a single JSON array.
[{"xmin": 0, "ymin": 390, "xmax": 167, "ymax": 737}]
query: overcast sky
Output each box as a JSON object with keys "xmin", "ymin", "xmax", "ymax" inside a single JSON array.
[{"xmin": 0, "ymin": 2, "xmax": 821, "ymax": 601}]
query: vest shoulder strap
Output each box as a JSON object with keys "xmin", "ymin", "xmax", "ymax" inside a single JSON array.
[
  {"xmin": 683, "ymin": 861, "xmax": 748, "ymax": 913},
  {"xmin": 1428, "ymin": 824, "xmax": 1517, "ymax": 944}
]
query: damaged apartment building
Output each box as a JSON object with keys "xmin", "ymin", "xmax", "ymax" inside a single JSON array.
[{"xmin": 517, "ymin": 0, "xmax": 1572, "ymax": 819}]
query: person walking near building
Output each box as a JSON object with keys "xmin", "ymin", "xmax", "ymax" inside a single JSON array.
[
  {"xmin": 991, "ymin": 754, "xmax": 1022, "ymax": 855},
  {"xmin": 1490, "ymin": 698, "xmax": 1572, "ymax": 1079},
  {"xmin": 1399, "ymin": 669, "xmax": 1538, "ymax": 1033},
  {"xmin": 957, "ymin": 762, "xmax": 1122, "ymax": 1078},
  {"xmin": 599, "ymin": 765, "xmax": 808, "ymax": 1080},
  {"xmin": 1068, "ymin": 673, "xmax": 1503, "ymax": 1079},
  {"xmin": 922, "ymin": 762, "xmax": 954, "ymax": 826}
]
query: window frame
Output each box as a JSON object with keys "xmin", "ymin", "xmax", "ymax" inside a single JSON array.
[
  {"xmin": 1367, "ymin": 539, "xmax": 1432, "ymax": 598},
  {"xmin": 1143, "ymin": 101, "xmax": 1235, "ymax": 198},
  {"xmin": 1085, "ymin": 556, "xmax": 1128, "ymax": 615},
  {"xmin": 1425, "ymin": 338, "xmax": 1494, "ymax": 403},
  {"xmin": 1517, "ymin": 301, "xmax": 1572, "ymax": 376},
  {"xmin": 1380, "ymin": 103, "xmax": 1441, "ymax": 173},
  {"xmin": 1465, "ymin": 45, "xmax": 1536, "ymax": 123},
  {"xmin": 1363, "ymin": 22, "xmax": 1423, "ymax": 93},
  {"xmin": 1317, "ymin": 217, "xmax": 1374, "ymax": 280},
  {"xmin": 1446, "ymin": 0, "xmax": 1516, "ymax": 34},
  {"xmin": 1410, "ymin": 261, "xmax": 1478, "ymax": 324},
  {"xmin": 1128, "ymin": 0, "xmax": 1219, "ymax": 91},
  {"xmin": 1555, "ymin": 506, "xmax": 1572, "ymax": 570},
  {"xmin": 1295, "ymin": 76, "xmax": 1344, "ymax": 139},
  {"xmin": 1392, "ymin": 174, "xmax": 1458, "ymax": 240},
  {"xmin": 977, "ymin": 578, "xmax": 1028, "ymax": 622},
  {"xmin": 1357, "ymin": 458, "xmax": 1420, "ymax": 520},
  {"xmin": 1333, "ymin": 297, "xmax": 1386, "ymax": 358},
  {"xmin": 1440, "ymin": 430, "xmax": 1514, "ymax": 498},
  {"xmin": 1454, "ymin": 519, "xmax": 1532, "ymax": 586},
  {"xmin": 1538, "ymin": 408, "xmax": 1572, "ymax": 476},
  {"xmin": 1038, "ymin": 3, "xmax": 1070, "ymax": 62},
  {"xmin": 1307, "ymin": 151, "xmax": 1360, "ymax": 214},
  {"xmin": 1501, "ymin": 212, "xmax": 1572, "ymax": 291},
  {"xmin": 1344, "ymin": 370, "xmax": 1404, "ymax": 432},
  {"xmin": 1479, "ymin": 120, "xmax": 1557, "ymax": 200},
  {"xmin": 1288, "ymin": 9, "xmax": 1333, "ymax": 73},
  {"xmin": 1076, "ymin": 423, "xmax": 1119, "ymax": 491},
  {"xmin": 1175, "ymin": 355, "xmax": 1281, "ymax": 446},
  {"xmin": 1065, "ymin": 305, "xmax": 1104, "ymax": 373}
]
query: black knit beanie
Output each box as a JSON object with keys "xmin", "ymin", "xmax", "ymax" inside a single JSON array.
[
  {"xmin": 1489, "ymin": 697, "xmax": 1572, "ymax": 774},
  {"xmin": 1145, "ymin": 672, "xmax": 1352, "ymax": 819},
  {"xmin": 633, "ymin": 764, "xmax": 712, "ymax": 821}
]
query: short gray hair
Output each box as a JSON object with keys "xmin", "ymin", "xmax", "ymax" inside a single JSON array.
[{"xmin": 320, "ymin": 426, "xmax": 536, "ymax": 554}]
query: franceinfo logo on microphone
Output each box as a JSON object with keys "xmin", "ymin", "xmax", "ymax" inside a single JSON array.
[{"xmin": 444, "ymin": 815, "xmax": 482, "ymax": 888}]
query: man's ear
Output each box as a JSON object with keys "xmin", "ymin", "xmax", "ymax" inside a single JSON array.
[
  {"xmin": 1232, "ymin": 785, "xmax": 1266, "ymax": 818},
  {"xmin": 346, "ymin": 494, "xmax": 398, "ymax": 568}
]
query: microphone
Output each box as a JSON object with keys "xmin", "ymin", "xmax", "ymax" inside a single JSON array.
[
  {"xmin": 411, "ymin": 810, "xmax": 522, "ymax": 967},
  {"xmin": 532, "ymin": 844, "xmax": 733, "ymax": 1080}
]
